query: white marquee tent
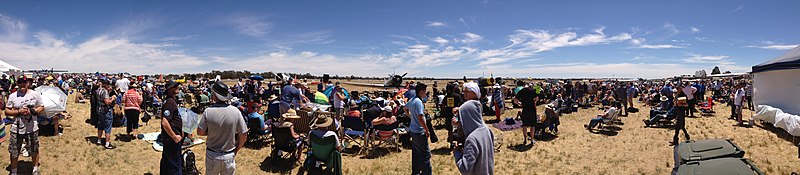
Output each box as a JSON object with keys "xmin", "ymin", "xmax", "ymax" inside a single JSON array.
[
  {"xmin": 0, "ymin": 60, "xmax": 22, "ymax": 77},
  {"xmin": 752, "ymin": 45, "xmax": 800, "ymax": 136}
]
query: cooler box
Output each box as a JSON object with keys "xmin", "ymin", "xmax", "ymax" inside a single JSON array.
[
  {"xmin": 676, "ymin": 139, "xmax": 745, "ymax": 164},
  {"xmin": 677, "ymin": 158, "xmax": 764, "ymax": 175}
]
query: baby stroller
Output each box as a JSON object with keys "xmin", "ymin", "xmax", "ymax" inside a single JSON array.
[{"xmin": 535, "ymin": 105, "xmax": 560, "ymax": 136}]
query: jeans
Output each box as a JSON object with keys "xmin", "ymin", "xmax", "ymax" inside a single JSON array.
[
  {"xmin": 673, "ymin": 127, "xmax": 689, "ymax": 143},
  {"xmin": 410, "ymin": 132, "xmax": 432, "ymax": 175},
  {"xmin": 587, "ymin": 117, "xmax": 604, "ymax": 128}
]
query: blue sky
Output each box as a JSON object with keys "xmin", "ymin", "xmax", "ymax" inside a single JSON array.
[{"xmin": 0, "ymin": 0, "xmax": 798, "ymax": 78}]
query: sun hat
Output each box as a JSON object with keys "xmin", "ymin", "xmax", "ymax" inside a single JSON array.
[
  {"xmin": 166, "ymin": 80, "xmax": 181, "ymax": 89},
  {"xmin": 282, "ymin": 109, "xmax": 301, "ymax": 119},
  {"xmin": 314, "ymin": 115, "xmax": 333, "ymax": 128},
  {"xmin": 660, "ymin": 96, "xmax": 669, "ymax": 102},
  {"xmin": 210, "ymin": 81, "xmax": 233, "ymax": 101},
  {"xmin": 267, "ymin": 95, "xmax": 278, "ymax": 101}
]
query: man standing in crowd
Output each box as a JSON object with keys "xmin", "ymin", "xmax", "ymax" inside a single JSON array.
[
  {"xmin": 671, "ymin": 97, "xmax": 690, "ymax": 146},
  {"xmin": 682, "ymin": 82, "xmax": 697, "ymax": 117},
  {"xmin": 160, "ymin": 80, "xmax": 183, "ymax": 174},
  {"xmin": 116, "ymin": 74, "xmax": 130, "ymax": 95},
  {"xmin": 279, "ymin": 80, "xmax": 307, "ymax": 114},
  {"xmin": 408, "ymin": 83, "xmax": 431, "ymax": 175},
  {"xmin": 96, "ymin": 79, "xmax": 117, "ymax": 149},
  {"xmin": 514, "ymin": 83, "xmax": 537, "ymax": 145},
  {"xmin": 198, "ymin": 82, "xmax": 248, "ymax": 175},
  {"xmin": 615, "ymin": 83, "xmax": 629, "ymax": 116},
  {"xmin": 454, "ymin": 82, "xmax": 495, "ymax": 175},
  {"xmin": 5, "ymin": 76, "xmax": 45, "ymax": 175},
  {"xmin": 442, "ymin": 83, "xmax": 463, "ymax": 146},
  {"xmin": 332, "ymin": 83, "xmax": 346, "ymax": 119},
  {"xmin": 733, "ymin": 83, "xmax": 746, "ymax": 126}
]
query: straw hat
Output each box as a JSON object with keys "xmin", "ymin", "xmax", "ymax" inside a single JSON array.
[
  {"xmin": 267, "ymin": 95, "xmax": 278, "ymax": 101},
  {"xmin": 282, "ymin": 109, "xmax": 301, "ymax": 119},
  {"xmin": 314, "ymin": 115, "xmax": 333, "ymax": 128}
]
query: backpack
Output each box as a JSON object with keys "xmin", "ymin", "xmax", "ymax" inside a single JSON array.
[{"xmin": 182, "ymin": 150, "xmax": 201, "ymax": 175}]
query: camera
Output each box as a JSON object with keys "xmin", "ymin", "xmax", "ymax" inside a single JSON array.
[{"xmin": 26, "ymin": 105, "xmax": 38, "ymax": 117}]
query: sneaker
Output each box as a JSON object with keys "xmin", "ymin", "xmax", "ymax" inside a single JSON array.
[
  {"xmin": 105, "ymin": 143, "xmax": 116, "ymax": 149},
  {"xmin": 31, "ymin": 167, "xmax": 39, "ymax": 175}
]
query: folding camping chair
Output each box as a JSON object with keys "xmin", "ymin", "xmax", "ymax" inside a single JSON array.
[
  {"xmin": 270, "ymin": 127, "xmax": 301, "ymax": 163},
  {"xmin": 699, "ymin": 97, "xmax": 715, "ymax": 116},
  {"xmin": 367, "ymin": 122, "xmax": 402, "ymax": 153},
  {"xmin": 304, "ymin": 134, "xmax": 342, "ymax": 175},
  {"xmin": 341, "ymin": 116, "xmax": 367, "ymax": 155},
  {"xmin": 597, "ymin": 109, "xmax": 620, "ymax": 129}
]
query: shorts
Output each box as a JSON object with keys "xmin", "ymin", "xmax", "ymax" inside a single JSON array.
[
  {"xmin": 125, "ymin": 109, "xmax": 141, "ymax": 133},
  {"xmin": 521, "ymin": 109, "xmax": 537, "ymax": 127},
  {"xmin": 96, "ymin": 110, "xmax": 113, "ymax": 134},
  {"xmin": 206, "ymin": 151, "xmax": 236, "ymax": 175},
  {"xmin": 8, "ymin": 131, "xmax": 39, "ymax": 158}
]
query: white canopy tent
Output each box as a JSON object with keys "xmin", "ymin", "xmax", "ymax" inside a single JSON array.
[
  {"xmin": 0, "ymin": 60, "xmax": 22, "ymax": 77},
  {"xmin": 751, "ymin": 45, "xmax": 800, "ymax": 137}
]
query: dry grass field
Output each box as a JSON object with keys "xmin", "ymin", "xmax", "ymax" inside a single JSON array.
[{"xmin": 0, "ymin": 81, "xmax": 798, "ymax": 175}]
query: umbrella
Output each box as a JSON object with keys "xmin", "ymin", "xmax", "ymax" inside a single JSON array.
[
  {"xmin": 249, "ymin": 75, "xmax": 264, "ymax": 81},
  {"xmin": 179, "ymin": 108, "xmax": 201, "ymax": 134},
  {"xmin": 34, "ymin": 86, "xmax": 67, "ymax": 118},
  {"xmin": 314, "ymin": 92, "xmax": 330, "ymax": 105}
]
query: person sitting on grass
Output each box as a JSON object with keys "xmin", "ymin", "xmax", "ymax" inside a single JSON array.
[{"xmin": 584, "ymin": 97, "xmax": 618, "ymax": 131}]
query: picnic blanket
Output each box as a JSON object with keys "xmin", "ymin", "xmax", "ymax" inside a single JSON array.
[{"xmin": 142, "ymin": 132, "xmax": 205, "ymax": 151}]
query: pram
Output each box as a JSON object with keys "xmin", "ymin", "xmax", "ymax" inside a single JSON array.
[{"xmin": 535, "ymin": 107, "xmax": 560, "ymax": 136}]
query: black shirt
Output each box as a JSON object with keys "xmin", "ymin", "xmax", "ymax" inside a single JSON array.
[
  {"xmin": 363, "ymin": 106, "xmax": 382, "ymax": 123},
  {"xmin": 515, "ymin": 87, "xmax": 537, "ymax": 112},
  {"xmin": 161, "ymin": 97, "xmax": 182, "ymax": 143},
  {"xmin": 441, "ymin": 93, "xmax": 464, "ymax": 119}
]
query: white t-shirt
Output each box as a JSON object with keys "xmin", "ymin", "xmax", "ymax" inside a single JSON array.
[
  {"xmin": 6, "ymin": 90, "xmax": 44, "ymax": 134},
  {"xmin": 332, "ymin": 89, "xmax": 345, "ymax": 108},
  {"xmin": 734, "ymin": 88, "xmax": 745, "ymax": 106},
  {"xmin": 682, "ymin": 86, "xmax": 697, "ymax": 100},
  {"xmin": 116, "ymin": 78, "xmax": 130, "ymax": 92}
]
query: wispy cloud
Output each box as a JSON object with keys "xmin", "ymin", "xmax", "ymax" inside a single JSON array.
[
  {"xmin": 638, "ymin": 44, "xmax": 683, "ymax": 49},
  {"xmin": 0, "ymin": 14, "xmax": 28, "ymax": 42},
  {"xmin": 747, "ymin": 44, "xmax": 799, "ymax": 50},
  {"xmin": 690, "ymin": 27, "xmax": 700, "ymax": 33},
  {"xmin": 684, "ymin": 54, "xmax": 733, "ymax": 65},
  {"xmin": 477, "ymin": 27, "xmax": 632, "ymax": 65},
  {"xmin": 425, "ymin": 21, "xmax": 445, "ymax": 27},
  {"xmin": 158, "ymin": 35, "xmax": 197, "ymax": 41},
  {"xmin": 227, "ymin": 14, "xmax": 272, "ymax": 37},
  {"xmin": 731, "ymin": 4, "xmax": 743, "ymax": 13},
  {"xmin": 430, "ymin": 36, "xmax": 448, "ymax": 45},
  {"xmin": 0, "ymin": 14, "xmax": 207, "ymax": 73},
  {"xmin": 457, "ymin": 32, "xmax": 482, "ymax": 44}
]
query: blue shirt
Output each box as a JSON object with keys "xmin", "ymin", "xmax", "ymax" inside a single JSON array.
[
  {"xmin": 693, "ymin": 84, "xmax": 705, "ymax": 93},
  {"xmin": 407, "ymin": 97, "xmax": 425, "ymax": 134},
  {"xmin": 280, "ymin": 85, "xmax": 302, "ymax": 107},
  {"xmin": 404, "ymin": 89, "xmax": 416, "ymax": 100},
  {"xmin": 660, "ymin": 85, "xmax": 673, "ymax": 98}
]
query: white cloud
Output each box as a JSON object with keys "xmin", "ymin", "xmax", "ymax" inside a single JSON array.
[
  {"xmin": 747, "ymin": 44, "xmax": 799, "ymax": 50},
  {"xmin": 472, "ymin": 63, "xmax": 698, "ymax": 79},
  {"xmin": 0, "ymin": 14, "xmax": 207, "ymax": 74},
  {"xmin": 431, "ymin": 36, "xmax": 448, "ymax": 45},
  {"xmin": 0, "ymin": 14, "xmax": 27, "ymax": 42},
  {"xmin": 638, "ymin": 44, "xmax": 683, "ymax": 49},
  {"xmin": 477, "ymin": 28, "xmax": 632, "ymax": 65},
  {"xmin": 227, "ymin": 14, "xmax": 272, "ymax": 37},
  {"xmin": 457, "ymin": 32, "xmax": 482, "ymax": 43},
  {"xmin": 684, "ymin": 54, "xmax": 731, "ymax": 64},
  {"xmin": 690, "ymin": 27, "xmax": 700, "ymax": 33},
  {"xmin": 425, "ymin": 21, "xmax": 445, "ymax": 27},
  {"xmin": 731, "ymin": 4, "xmax": 743, "ymax": 12}
]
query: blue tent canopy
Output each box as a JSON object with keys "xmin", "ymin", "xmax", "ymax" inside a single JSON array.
[
  {"xmin": 323, "ymin": 86, "xmax": 350, "ymax": 100},
  {"xmin": 752, "ymin": 45, "xmax": 800, "ymax": 73}
]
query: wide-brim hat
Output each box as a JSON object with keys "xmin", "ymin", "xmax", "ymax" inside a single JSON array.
[
  {"xmin": 210, "ymin": 81, "xmax": 233, "ymax": 101},
  {"xmin": 314, "ymin": 115, "xmax": 333, "ymax": 128},
  {"xmin": 267, "ymin": 95, "xmax": 278, "ymax": 101},
  {"xmin": 660, "ymin": 96, "xmax": 669, "ymax": 102},
  {"xmin": 282, "ymin": 109, "xmax": 301, "ymax": 119}
]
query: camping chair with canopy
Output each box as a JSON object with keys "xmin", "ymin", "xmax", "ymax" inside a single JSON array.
[{"xmin": 304, "ymin": 134, "xmax": 342, "ymax": 175}]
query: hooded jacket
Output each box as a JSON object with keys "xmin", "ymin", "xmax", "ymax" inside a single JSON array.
[{"xmin": 456, "ymin": 99, "xmax": 495, "ymax": 175}]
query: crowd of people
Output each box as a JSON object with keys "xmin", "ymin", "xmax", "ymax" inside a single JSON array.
[{"xmin": 0, "ymin": 70, "xmax": 757, "ymax": 175}]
